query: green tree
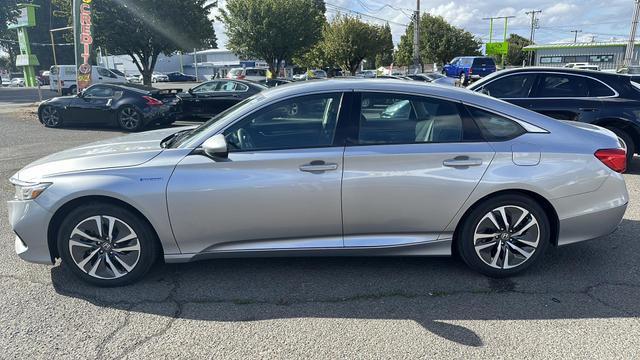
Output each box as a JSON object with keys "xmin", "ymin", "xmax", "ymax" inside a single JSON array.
[
  {"xmin": 501, "ymin": 33, "xmax": 532, "ymax": 66},
  {"xmin": 54, "ymin": 0, "xmax": 217, "ymax": 85},
  {"xmin": 321, "ymin": 15, "xmax": 383, "ymax": 75},
  {"xmin": 0, "ymin": 1, "xmax": 19, "ymax": 71},
  {"xmin": 395, "ymin": 13, "xmax": 481, "ymax": 67},
  {"xmin": 375, "ymin": 23, "xmax": 394, "ymax": 67},
  {"xmin": 220, "ymin": 0, "xmax": 325, "ymax": 75}
]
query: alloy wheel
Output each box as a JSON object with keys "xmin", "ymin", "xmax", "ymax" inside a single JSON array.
[
  {"xmin": 68, "ymin": 215, "xmax": 141, "ymax": 280},
  {"xmin": 41, "ymin": 106, "xmax": 60, "ymax": 127},
  {"xmin": 119, "ymin": 108, "xmax": 141, "ymax": 130},
  {"xmin": 473, "ymin": 205, "xmax": 540, "ymax": 270}
]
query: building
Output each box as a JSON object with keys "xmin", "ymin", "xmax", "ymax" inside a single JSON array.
[
  {"xmin": 523, "ymin": 41, "xmax": 640, "ymax": 70},
  {"xmin": 98, "ymin": 49, "xmax": 267, "ymax": 80}
]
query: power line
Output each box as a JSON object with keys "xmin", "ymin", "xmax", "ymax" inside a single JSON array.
[
  {"xmin": 355, "ymin": 0, "xmax": 413, "ymax": 19},
  {"xmin": 325, "ymin": 2, "xmax": 409, "ymax": 27}
]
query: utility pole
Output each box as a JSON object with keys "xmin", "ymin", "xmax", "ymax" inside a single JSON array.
[
  {"xmin": 482, "ymin": 16, "xmax": 515, "ymax": 69},
  {"xmin": 525, "ymin": 10, "xmax": 542, "ymax": 66},
  {"xmin": 412, "ymin": 0, "xmax": 421, "ymax": 73},
  {"xmin": 624, "ymin": 0, "xmax": 640, "ymax": 67},
  {"xmin": 571, "ymin": 29, "xmax": 582, "ymax": 43}
]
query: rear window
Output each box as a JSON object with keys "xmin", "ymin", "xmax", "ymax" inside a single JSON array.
[{"xmin": 473, "ymin": 58, "xmax": 495, "ymax": 67}]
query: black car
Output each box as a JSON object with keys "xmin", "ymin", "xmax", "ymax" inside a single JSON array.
[
  {"xmin": 166, "ymin": 72, "xmax": 197, "ymax": 82},
  {"xmin": 257, "ymin": 78, "xmax": 292, "ymax": 87},
  {"xmin": 178, "ymin": 79, "xmax": 266, "ymax": 119},
  {"xmin": 38, "ymin": 83, "xmax": 181, "ymax": 131},
  {"xmin": 468, "ymin": 67, "xmax": 640, "ymax": 163}
]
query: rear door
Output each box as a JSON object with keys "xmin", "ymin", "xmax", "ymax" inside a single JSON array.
[
  {"xmin": 528, "ymin": 73, "xmax": 605, "ymax": 122},
  {"xmin": 341, "ymin": 92, "xmax": 495, "ymax": 247}
]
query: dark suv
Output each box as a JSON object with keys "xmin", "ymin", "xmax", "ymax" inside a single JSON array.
[
  {"xmin": 443, "ymin": 56, "xmax": 497, "ymax": 85},
  {"xmin": 468, "ymin": 67, "xmax": 640, "ymax": 164}
]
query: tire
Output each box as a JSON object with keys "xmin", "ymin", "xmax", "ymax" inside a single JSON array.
[
  {"xmin": 57, "ymin": 202, "xmax": 159, "ymax": 286},
  {"xmin": 39, "ymin": 105, "xmax": 63, "ymax": 128},
  {"xmin": 605, "ymin": 126, "xmax": 635, "ymax": 166},
  {"xmin": 459, "ymin": 73, "xmax": 467, "ymax": 86},
  {"xmin": 457, "ymin": 194, "xmax": 550, "ymax": 277},
  {"xmin": 118, "ymin": 106, "xmax": 144, "ymax": 132}
]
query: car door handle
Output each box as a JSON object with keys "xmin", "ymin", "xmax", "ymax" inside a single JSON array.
[
  {"xmin": 578, "ymin": 108, "xmax": 599, "ymax": 112},
  {"xmin": 299, "ymin": 161, "xmax": 339, "ymax": 172},
  {"xmin": 443, "ymin": 157, "xmax": 483, "ymax": 167}
]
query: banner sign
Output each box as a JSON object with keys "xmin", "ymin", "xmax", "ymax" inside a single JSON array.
[
  {"xmin": 486, "ymin": 42, "xmax": 509, "ymax": 56},
  {"xmin": 74, "ymin": 0, "xmax": 94, "ymax": 91}
]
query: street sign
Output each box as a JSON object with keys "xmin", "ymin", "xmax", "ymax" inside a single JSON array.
[
  {"xmin": 486, "ymin": 42, "xmax": 509, "ymax": 55},
  {"xmin": 7, "ymin": 6, "xmax": 36, "ymax": 29},
  {"xmin": 73, "ymin": 0, "xmax": 95, "ymax": 91}
]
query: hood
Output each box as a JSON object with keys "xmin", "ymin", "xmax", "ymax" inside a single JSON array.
[{"xmin": 14, "ymin": 127, "xmax": 193, "ymax": 181}]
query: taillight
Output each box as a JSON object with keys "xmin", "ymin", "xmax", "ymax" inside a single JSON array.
[
  {"xmin": 143, "ymin": 96, "xmax": 163, "ymax": 106},
  {"xmin": 595, "ymin": 148, "xmax": 627, "ymax": 173}
]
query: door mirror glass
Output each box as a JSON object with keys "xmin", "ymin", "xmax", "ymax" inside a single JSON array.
[{"xmin": 202, "ymin": 134, "xmax": 228, "ymax": 158}]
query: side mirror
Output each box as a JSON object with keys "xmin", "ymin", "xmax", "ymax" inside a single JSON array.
[{"xmin": 201, "ymin": 134, "xmax": 228, "ymax": 159}]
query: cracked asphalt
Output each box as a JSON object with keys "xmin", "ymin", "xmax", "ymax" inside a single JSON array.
[{"xmin": 1, "ymin": 106, "xmax": 639, "ymax": 359}]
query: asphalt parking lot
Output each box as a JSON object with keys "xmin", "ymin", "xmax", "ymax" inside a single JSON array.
[{"xmin": 1, "ymin": 105, "xmax": 639, "ymax": 359}]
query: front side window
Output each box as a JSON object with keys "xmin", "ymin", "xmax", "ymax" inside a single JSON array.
[
  {"xmin": 357, "ymin": 93, "xmax": 467, "ymax": 145},
  {"xmin": 482, "ymin": 74, "xmax": 537, "ymax": 98},
  {"xmin": 467, "ymin": 106, "xmax": 526, "ymax": 141},
  {"xmin": 83, "ymin": 85, "xmax": 114, "ymax": 98},
  {"xmin": 97, "ymin": 67, "xmax": 115, "ymax": 78},
  {"xmin": 535, "ymin": 74, "xmax": 589, "ymax": 97},
  {"xmin": 224, "ymin": 93, "xmax": 343, "ymax": 151}
]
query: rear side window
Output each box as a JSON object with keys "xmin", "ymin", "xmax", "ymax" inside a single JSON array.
[
  {"xmin": 587, "ymin": 78, "xmax": 615, "ymax": 97},
  {"xmin": 467, "ymin": 106, "xmax": 526, "ymax": 141},
  {"xmin": 473, "ymin": 58, "xmax": 495, "ymax": 67},
  {"xmin": 535, "ymin": 74, "xmax": 588, "ymax": 97}
]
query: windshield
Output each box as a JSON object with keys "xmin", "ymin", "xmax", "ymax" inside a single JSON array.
[{"xmin": 170, "ymin": 94, "xmax": 266, "ymax": 148}]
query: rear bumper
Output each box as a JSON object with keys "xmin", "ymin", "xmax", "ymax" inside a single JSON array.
[
  {"xmin": 553, "ymin": 173, "xmax": 629, "ymax": 246},
  {"xmin": 7, "ymin": 199, "xmax": 54, "ymax": 265}
]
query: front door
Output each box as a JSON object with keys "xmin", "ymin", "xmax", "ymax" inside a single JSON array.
[
  {"xmin": 167, "ymin": 92, "xmax": 349, "ymax": 254},
  {"xmin": 341, "ymin": 92, "xmax": 495, "ymax": 247},
  {"xmin": 66, "ymin": 85, "xmax": 115, "ymax": 124}
]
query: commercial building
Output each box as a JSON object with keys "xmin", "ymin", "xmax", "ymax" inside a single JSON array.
[
  {"xmin": 523, "ymin": 41, "xmax": 640, "ymax": 70},
  {"xmin": 98, "ymin": 49, "xmax": 267, "ymax": 80}
]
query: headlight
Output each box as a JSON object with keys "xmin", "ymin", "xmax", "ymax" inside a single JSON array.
[{"xmin": 9, "ymin": 178, "xmax": 52, "ymax": 201}]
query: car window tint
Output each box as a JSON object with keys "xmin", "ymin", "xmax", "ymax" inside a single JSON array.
[
  {"xmin": 83, "ymin": 86, "xmax": 114, "ymax": 98},
  {"xmin": 224, "ymin": 93, "xmax": 343, "ymax": 151},
  {"xmin": 536, "ymin": 74, "xmax": 588, "ymax": 97},
  {"xmin": 587, "ymin": 78, "xmax": 615, "ymax": 97},
  {"xmin": 483, "ymin": 74, "xmax": 537, "ymax": 98},
  {"xmin": 473, "ymin": 58, "xmax": 495, "ymax": 67},
  {"xmin": 192, "ymin": 81, "xmax": 218, "ymax": 93},
  {"xmin": 358, "ymin": 93, "xmax": 465, "ymax": 145},
  {"xmin": 467, "ymin": 106, "xmax": 526, "ymax": 141}
]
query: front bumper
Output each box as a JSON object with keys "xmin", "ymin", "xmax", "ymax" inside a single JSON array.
[{"xmin": 7, "ymin": 199, "xmax": 54, "ymax": 264}]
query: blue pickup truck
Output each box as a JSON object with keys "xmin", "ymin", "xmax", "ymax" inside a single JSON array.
[{"xmin": 442, "ymin": 56, "xmax": 497, "ymax": 85}]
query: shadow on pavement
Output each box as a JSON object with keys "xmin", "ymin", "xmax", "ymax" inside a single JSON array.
[{"xmin": 51, "ymin": 217, "xmax": 640, "ymax": 347}]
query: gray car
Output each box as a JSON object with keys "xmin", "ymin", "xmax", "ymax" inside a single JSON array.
[{"xmin": 8, "ymin": 79, "xmax": 629, "ymax": 286}]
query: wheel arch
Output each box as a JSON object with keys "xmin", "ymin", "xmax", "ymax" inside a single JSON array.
[
  {"xmin": 452, "ymin": 189, "xmax": 560, "ymax": 254},
  {"xmin": 592, "ymin": 117, "xmax": 640, "ymax": 154},
  {"xmin": 47, "ymin": 195, "xmax": 164, "ymax": 262}
]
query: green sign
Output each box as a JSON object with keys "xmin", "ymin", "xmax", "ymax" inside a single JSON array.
[
  {"xmin": 7, "ymin": 6, "xmax": 36, "ymax": 29},
  {"xmin": 74, "ymin": 0, "xmax": 95, "ymax": 91},
  {"xmin": 486, "ymin": 42, "xmax": 509, "ymax": 56},
  {"xmin": 9, "ymin": 4, "xmax": 39, "ymax": 87}
]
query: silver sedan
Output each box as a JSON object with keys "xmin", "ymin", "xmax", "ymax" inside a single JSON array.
[{"xmin": 8, "ymin": 79, "xmax": 629, "ymax": 286}]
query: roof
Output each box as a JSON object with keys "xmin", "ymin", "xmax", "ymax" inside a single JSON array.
[{"xmin": 523, "ymin": 41, "xmax": 636, "ymax": 51}]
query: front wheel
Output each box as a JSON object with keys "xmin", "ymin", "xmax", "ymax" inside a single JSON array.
[
  {"xmin": 457, "ymin": 194, "xmax": 550, "ymax": 277},
  {"xmin": 118, "ymin": 106, "xmax": 144, "ymax": 132},
  {"xmin": 40, "ymin": 105, "xmax": 63, "ymax": 128},
  {"xmin": 57, "ymin": 203, "xmax": 159, "ymax": 286}
]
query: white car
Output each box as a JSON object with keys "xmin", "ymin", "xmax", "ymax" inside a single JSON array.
[
  {"xmin": 1, "ymin": 77, "xmax": 10, "ymax": 87},
  {"xmin": 565, "ymin": 63, "xmax": 599, "ymax": 71},
  {"xmin": 10, "ymin": 78, "xmax": 25, "ymax": 87},
  {"xmin": 151, "ymin": 73, "xmax": 169, "ymax": 83},
  {"xmin": 125, "ymin": 74, "xmax": 142, "ymax": 83},
  {"xmin": 357, "ymin": 70, "xmax": 377, "ymax": 78},
  {"xmin": 227, "ymin": 67, "xmax": 268, "ymax": 82}
]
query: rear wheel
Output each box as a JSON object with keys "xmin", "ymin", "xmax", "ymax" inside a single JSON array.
[
  {"xmin": 40, "ymin": 105, "xmax": 62, "ymax": 128},
  {"xmin": 457, "ymin": 194, "xmax": 550, "ymax": 277},
  {"xmin": 118, "ymin": 106, "xmax": 144, "ymax": 132},
  {"xmin": 605, "ymin": 126, "xmax": 635, "ymax": 166},
  {"xmin": 57, "ymin": 203, "xmax": 158, "ymax": 286}
]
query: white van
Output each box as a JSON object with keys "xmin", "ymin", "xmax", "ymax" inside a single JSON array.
[
  {"xmin": 49, "ymin": 65, "xmax": 127, "ymax": 94},
  {"xmin": 227, "ymin": 67, "xmax": 268, "ymax": 82}
]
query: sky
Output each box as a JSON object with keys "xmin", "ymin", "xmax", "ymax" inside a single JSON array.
[{"xmin": 211, "ymin": 0, "xmax": 636, "ymax": 48}]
